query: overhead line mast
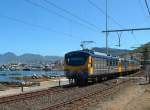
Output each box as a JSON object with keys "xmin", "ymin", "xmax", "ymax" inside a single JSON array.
[
  {"xmin": 102, "ymin": 27, "xmax": 150, "ymax": 33},
  {"xmin": 102, "ymin": 27, "xmax": 150, "ymax": 49},
  {"xmin": 106, "ymin": 0, "xmax": 108, "ymax": 55},
  {"xmin": 87, "ymin": 0, "xmax": 123, "ymax": 28}
]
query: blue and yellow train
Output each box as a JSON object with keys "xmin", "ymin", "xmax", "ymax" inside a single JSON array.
[{"xmin": 64, "ymin": 49, "xmax": 140, "ymax": 85}]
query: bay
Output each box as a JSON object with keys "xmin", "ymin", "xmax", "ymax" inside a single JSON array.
[{"xmin": 0, "ymin": 71, "xmax": 64, "ymax": 83}]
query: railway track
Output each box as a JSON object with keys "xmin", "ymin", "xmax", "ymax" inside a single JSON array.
[
  {"xmin": 42, "ymin": 71, "xmax": 143, "ymax": 110},
  {"xmin": 0, "ymin": 86, "xmax": 65, "ymax": 104},
  {"xmin": 41, "ymin": 78, "xmax": 130, "ymax": 110},
  {"xmin": 0, "ymin": 70, "xmax": 143, "ymax": 110}
]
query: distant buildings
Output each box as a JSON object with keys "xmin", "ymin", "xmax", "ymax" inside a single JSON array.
[{"xmin": 0, "ymin": 59, "xmax": 64, "ymax": 71}]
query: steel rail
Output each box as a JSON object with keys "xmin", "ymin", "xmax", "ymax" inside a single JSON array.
[
  {"xmin": 41, "ymin": 80, "xmax": 129, "ymax": 110},
  {"xmin": 41, "ymin": 71, "xmax": 142, "ymax": 110},
  {"xmin": 0, "ymin": 87, "xmax": 65, "ymax": 104},
  {"xmin": 0, "ymin": 71, "xmax": 142, "ymax": 108}
]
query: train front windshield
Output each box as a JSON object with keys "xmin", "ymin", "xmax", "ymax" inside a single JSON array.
[{"xmin": 65, "ymin": 52, "xmax": 89, "ymax": 66}]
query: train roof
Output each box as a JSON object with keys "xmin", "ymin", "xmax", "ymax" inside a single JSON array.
[
  {"xmin": 92, "ymin": 51, "xmax": 119, "ymax": 60},
  {"xmin": 65, "ymin": 49, "xmax": 119, "ymax": 60},
  {"xmin": 65, "ymin": 49, "xmax": 139, "ymax": 63}
]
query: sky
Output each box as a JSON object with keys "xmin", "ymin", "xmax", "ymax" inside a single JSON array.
[{"xmin": 0, "ymin": 0, "xmax": 150, "ymax": 56}]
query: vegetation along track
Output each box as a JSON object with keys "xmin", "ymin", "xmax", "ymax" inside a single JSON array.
[{"xmin": 0, "ymin": 71, "xmax": 143, "ymax": 110}]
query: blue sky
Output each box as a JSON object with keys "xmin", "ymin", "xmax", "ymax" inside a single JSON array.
[{"xmin": 0, "ymin": 0, "xmax": 149, "ymax": 56}]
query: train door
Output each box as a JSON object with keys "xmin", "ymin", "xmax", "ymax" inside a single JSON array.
[
  {"xmin": 118, "ymin": 59, "xmax": 122, "ymax": 73},
  {"xmin": 88, "ymin": 56, "xmax": 94, "ymax": 75}
]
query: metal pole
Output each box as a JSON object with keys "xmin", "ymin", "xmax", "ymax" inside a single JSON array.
[
  {"xmin": 21, "ymin": 84, "xmax": 23, "ymax": 92},
  {"xmin": 143, "ymin": 47, "xmax": 150, "ymax": 83},
  {"xmin": 147, "ymin": 66, "xmax": 150, "ymax": 83},
  {"xmin": 21, "ymin": 72, "xmax": 24, "ymax": 92},
  {"xmin": 102, "ymin": 27, "xmax": 150, "ymax": 33},
  {"xmin": 106, "ymin": 0, "xmax": 108, "ymax": 55},
  {"xmin": 59, "ymin": 77, "xmax": 61, "ymax": 87},
  {"xmin": 117, "ymin": 32, "xmax": 122, "ymax": 47}
]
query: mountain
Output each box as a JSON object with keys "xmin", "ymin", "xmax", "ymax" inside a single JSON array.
[
  {"xmin": 92, "ymin": 47, "xmax": 130, "ymax": 56},
  {"xmin": 0, "ymin": 52, "xmax": 18, "ymax": 64},
  {"xmin": 0, "ymin": 52, "xmax": 63, "ymax": 64},
  {"xmin": 0, "ymin": 47, "xmax": 131, "ymax": 64}
]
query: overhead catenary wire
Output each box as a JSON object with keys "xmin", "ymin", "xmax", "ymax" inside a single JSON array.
[
  {"xmin": 0, "ymin": 13, "xmax": 75, "ymax": 38},
  {"xmin": 88, "ymin": 0, "xmax": 144, "ymax": 49},
  {"xmin": 144, "ymin": 0, "xmax": 150, "ymax": 15},
  {"xmin": 87, "ymin": 0, "xmax": 124, "ymax": 28},
  {"xmin": 138, "ymin": 0, "xmax": 147, "ymax": 17},
  {"xmin": 43, "ymin": 0, "xmax": 100, "ymax": 30},
  {"xmin": 88, "ymin": 0, "xmax": 124, "ymax": 51},
  {"xmin": 131, "ymin": 32, "xmax": 141, "ymax": 46},
  {"xmin": 87, "ymin": 0, "xmax": 125, "ymax": 53},
  {"xmin": 23, "ymin": 0, "xmax": 100, "ymax": 32}
]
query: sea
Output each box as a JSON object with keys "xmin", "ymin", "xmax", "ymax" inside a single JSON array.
[{"xmin": 0, "ymin": 71, "xmax": 64, "ymax": 83}]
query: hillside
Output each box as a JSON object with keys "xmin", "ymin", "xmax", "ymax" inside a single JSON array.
[
  {"xmin": 0, "ymin": 48, "xmax": 131, "ymax": 64},
  {"xmin": 0, "ymin": 52, "xmax": 63, "ymax": 64},
  {"xmin": 92, "ymin": 47, "xmax": 130, "ymax": 56},
  {"xmin": 134, "ymin": 42, "xmax": 150, "ymax": 53}
]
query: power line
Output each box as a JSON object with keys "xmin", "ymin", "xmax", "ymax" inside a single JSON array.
[
  {"xmin": 88, "ymin": 0, "xmax": 144, "ymax": 50},
  {"xmin": 23, "ymin": 0, "xmax": 72, "ymax": 21},
  {"xmin": 43, "ymin": 0, "xmax": 100, "ymax": 30},
  {"xmin": 23, "ymin": 0, "xmax": 100, "ymax": 32},
  {"xmin": 102, "ymin": 27, "xmax": 150, "ymax": 48},
  {"xmin": 0, "ymin": 13, "xmax": 73, "ymax": 37},
  {"xmin": 87, "ymin": 0, "xmax": 124, "ymax": 54},
  {"xmin": 131, "ymin": 32, "xmax": 141, "ymax": 46},
  {"xmin": 87, "ymin": 0, "xmax": 124, "ymax": 28},
  {"xmin": 138, "ymin": 0, "xmax": 147, "ymax": 17},
  {"xmin": 145, "ymin": 0, "xmax": 150, "ymax": 15}
]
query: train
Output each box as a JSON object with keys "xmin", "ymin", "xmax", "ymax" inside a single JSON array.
[{"xmin": 64, "ymin": 49, "xmax": 141, "ymax": 85}]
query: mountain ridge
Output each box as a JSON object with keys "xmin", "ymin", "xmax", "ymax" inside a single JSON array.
[
  {"xmin": 0, "ymin": 52, "xmax": 63, "ymax": 64},
  {"xmin": 0, "ymin": 48, "xmax": 131, "ymax": 64},
  {"xmin": 92, "ymin": 47, "xmax": 130, "ymax": 56}
]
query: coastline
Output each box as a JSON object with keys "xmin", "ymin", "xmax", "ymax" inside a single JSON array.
[{"xmin": 0, "ymin": 76, "xmax": 69, "ymax": 97}]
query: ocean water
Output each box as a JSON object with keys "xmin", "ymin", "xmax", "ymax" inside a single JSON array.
[{"xmin": 0, "ymin": 71, "xmax": 64, "ymax": 83}]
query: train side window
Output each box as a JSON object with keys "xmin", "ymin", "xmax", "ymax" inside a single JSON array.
[
  {"xmin": 103, "ymin": 59, "xmax": 106, "ymax": 67},
  {"xmin": 114, "ymin": 60, "xmax": 117, "ymax": 66},
  {"xmin": 113, "ymin": 60, "xmax": 115, "ymax": 66},
  {"xmin": 108, "ymin": 60, "xmax": 113, "ymax": 66},
  {"xmin": 116, "ymin": 60, "xmax": 118, "ymax": 66},
  {"xmin": 107, "ymin": 60, "xmax": 109, "ymax": 66},
  {"xmin": 110, "ymin": 60, "xmax": 113, "ymax": 66},
  {"xmin": 112, "ymin": 60, "xmax": 114, "ymax": 66},
  {"xmin": 102, "ymin": 59, "xmax": 104, "ymax": 67},
  {"xmin": 104, "ymin": 59, "xmax": 107, "ymax": 67},
  {"xmin": 95, "ymin": 64, "xmax": 96, "ymax": 68}
]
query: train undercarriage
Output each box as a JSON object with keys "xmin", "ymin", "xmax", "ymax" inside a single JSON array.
[{"xmin": 67, "ymin": 69, "xmax": 140, "ymax": 86}]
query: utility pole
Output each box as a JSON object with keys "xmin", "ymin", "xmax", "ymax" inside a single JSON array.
[
  {"xmin": 143, "ymin": 47, "xmax": 150, "ymax": 83},
  {"xmin": 102, "ymin": 27, "xmax": 150, "ymax": 50},
  {"xmin": 105, "ymin": 0, "xmax": 108, "ymax": 55}
]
